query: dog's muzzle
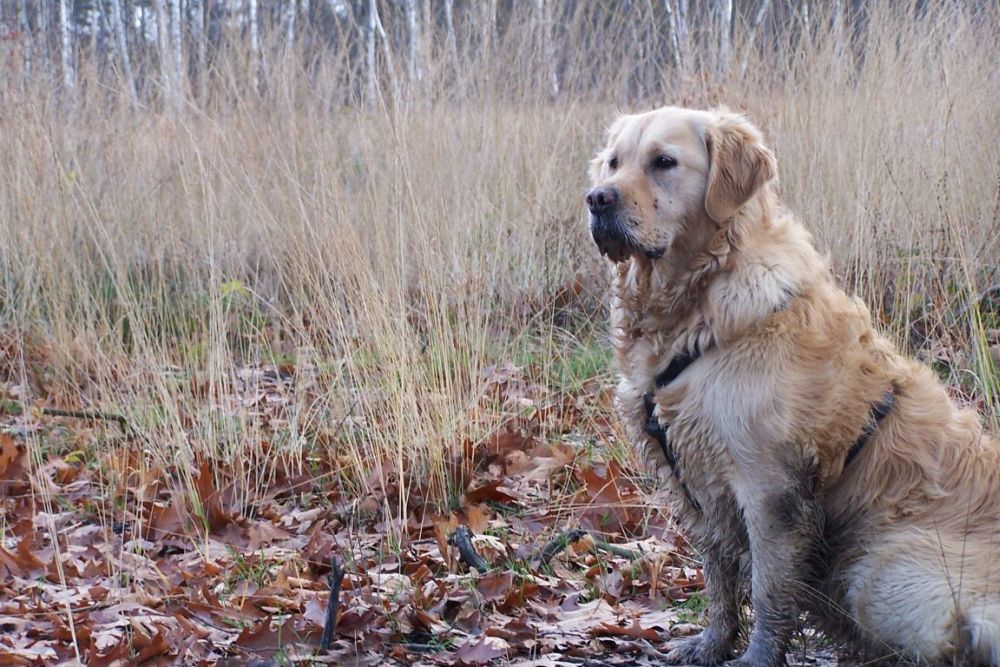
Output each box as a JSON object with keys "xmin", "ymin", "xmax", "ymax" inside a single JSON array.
[
  {"xmin": 586, "ymin": 186, "xmax": 634, "ymax": 262},
  {"xmin": 590, "ymin": 215, "xmax": 633, "ymax": 263},
  {"xmin": 586, "ymin": 186, "xmax": 665, "ymax": 262}
]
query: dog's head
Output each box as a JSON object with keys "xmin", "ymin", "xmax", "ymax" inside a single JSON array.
[{"xmin": 586, "ymin": 106, "xmax": 776, "ymax": 263}]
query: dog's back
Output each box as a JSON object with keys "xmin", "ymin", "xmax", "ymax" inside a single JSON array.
[{"xmin": 821, "ymin": 351, "xmax": 1000, "ymax": 664}]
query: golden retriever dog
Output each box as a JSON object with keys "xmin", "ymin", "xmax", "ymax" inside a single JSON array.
[{"xmin": 586, "ymin": 106, "xmax": 1000, "ymax": 666}]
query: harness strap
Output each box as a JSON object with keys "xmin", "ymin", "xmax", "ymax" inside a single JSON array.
[
  {"xmin": 844, "ymin": 389, "xmax": 895, "ymax": 468},
  {"xmin": 638, "ymin": 289, "xmax": 894, "ymax": 509},
  {"xmin": 654, "ymin": 351, "xmax": 700, "ymax": 388},
  {"xmin": 643, "ymin": 353, "xmax": 896, "ymax": 507},
  {"xmin": 643, "ymin": 348, "xmax": 704, "ymax": 513}
]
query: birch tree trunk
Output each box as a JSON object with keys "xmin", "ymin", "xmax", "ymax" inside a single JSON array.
[
  {"xmin": 169, "ymin": 0, "xmax": 183, "ymax": 103},
  {"xmin": 365, "ymin": 0, "xmax": 377, "ymax": 105},
  {"xmin": 153, "ymin": 0, "xmax": 174, "ymax": 107},
  {"xmin": 800, "ymin": 0, "xmax": 811, "ymax": 40},
  {"xmin": 546, "ymin": 0, "xmax": 559, "ymax": 98},
  {"xmin": 740, "ymin": 0, "xmax": 771, "ymax": 77},
  {"xmin": 404, "ymin": 0, "xmax": 422, "ymax": 86},
  {"xmin": 850, "ymin": 0, "xmax": 866, "ymax": 66},
  {"xmin": 248, "ymin": 0, "xmax": 260, "ymax": 91},
  {"xmin": 93, "ymin": 2, "xmax": 105, "ymax": 65},
  {"xmin": 718, "ymin": 0, "xmax": 733, "ymax": 78},
  {"xmin": 630, "ymin": 1, "xmax": 645, "ymax": 100},
  {"xmin": 370, "ymin": 0, "xmax": 397, "ymax": 99},
  {"xmin": 283, "ymin": 0, "xmax": 297, "ymax": 52},
  {"xmin": 672, "ymin": 0, "xmax": 689, "ymax": 74},
  {"xmin": 664, "ymin": 0, "xmax": 682, "ymax": 69},
  {"xmin": 481, "ymin": 0, "xmax": 498, "ymax": 56},
  {"xmin": 16, "ymin": 0, "xmax": 30, "ymax": 76},
  {"xmin": 58, "ymin": 0, "xmax": 75, "ymax": 92},
  {"xmin": 832, "ymin": 0, "xmax": 844, "ymax": 63},
  {"xmin": 198, "ymin": 0, "xmax": 210, "ymax": 102},
  {"xmin": 126, "ymin": 0, "xmax": 137, "ymax": 71},
  {"xmin": 38, "ymin": 0, "xmax": 51, "ymax": 80},
  {"xmin": 535, "ymin": 0, "xmax": 558, "ymax": 99},
  {"xmin": 443, "ymin": 0, "xmax": 460, "ymax": 78},
  {"xmin": 104, "ymin": 0, "xmax": 138, "ymax": 105},
  {"xmin": 420, "ymin": 0, "xmax": 431, "ymax": 77}
]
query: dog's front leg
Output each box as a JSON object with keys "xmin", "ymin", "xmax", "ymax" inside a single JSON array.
[
  {"xmin": 665, "ymin": 542, "xmax": 741, "ymax": 665},
  {"xmin": 725, "ymin": 473, "xmax": 823, "ymax": 667}
]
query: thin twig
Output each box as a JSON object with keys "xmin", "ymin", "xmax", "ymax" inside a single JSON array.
[
  {"xmin": 592, "ymin": 538, "xmax": 643, "ymax": 561},
  {"xmin": 536, "ymin": 528, "xmax": 643, "ymax": 567},
  {"xmin": 536, "ymin": 528, "xmax": 588, "ymax": 566},
  {"xmin": 448, "ymin": 525, "xmax": 491, "ymax": 572},
  {"xmin": 40, "ymin": 407, "xmax": 135, "ymax": 437},
  {"xmin": 320, "ymin": 556, "xmax": 345, "ymax": 650}
]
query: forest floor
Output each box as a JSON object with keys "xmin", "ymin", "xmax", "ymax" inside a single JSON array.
[{"xmin": 1, "ymin": 353, "xmax": 846, "ymax": 666}]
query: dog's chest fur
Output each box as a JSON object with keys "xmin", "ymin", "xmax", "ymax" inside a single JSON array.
[
  {"xmin": 608, "ymin": 248, "xmax": 810, "ymax": 539},
  {"xmin": 616, "ymin": 338, "xmax": 738, "ymax": 531},
  {"xmin": 610, "ymin": 262, "xmax": 743, "ymax": 534}
]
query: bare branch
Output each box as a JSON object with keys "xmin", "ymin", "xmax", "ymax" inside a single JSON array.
[
  {"xmin": 448, "ymin": 525, "xmax": 491, "ymax": 573},
  {"xmin": 536, "ymin": 529, "xmax": 643, "ymax": 567},
  {"xmin": 40, "ymin": 407, "xmax": 135, "ymax": 438},
  {"xmin": 320, "ymin": 556, "xmax": 345, "ymax": 650}
]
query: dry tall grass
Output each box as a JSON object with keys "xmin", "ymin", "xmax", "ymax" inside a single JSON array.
[{"xmin": 1, "ymin": 3, "xmax": 997, "ymax": 532}]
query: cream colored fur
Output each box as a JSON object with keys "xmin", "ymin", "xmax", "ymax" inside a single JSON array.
[{"xmin": 588, "ymin": 106, "xmax": 1000, "ymax": 666}]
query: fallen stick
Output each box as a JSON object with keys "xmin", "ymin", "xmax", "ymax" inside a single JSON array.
[
  {"xmin": 448, "ymin": 525, "xmax": 491, "ymax": 573},
  {"xmin": 592, "ymin": 537, "xmax": 643, "ymax": 561},
  {"xmin": 537, "ymin": 528, "xmax": 588, "ymax": 566},
  {"xmin": 536, "ymin": 528, "xmax": 643, "ymax": 567},
  {"xmin": 40, "ymin": 407, "xmax": 135, "ymax": 437},
  {"xmin": 320, "ymin": 556, "xmax": 345, "ymax": 650}
]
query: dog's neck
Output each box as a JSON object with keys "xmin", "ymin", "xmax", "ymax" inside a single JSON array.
[{"xmin": 613, "ymin": 191, "xmax": 823, "ymax": 355}]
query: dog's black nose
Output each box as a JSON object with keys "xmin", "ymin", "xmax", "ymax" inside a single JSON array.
[{"xmin": 586, "ymin": 186, "xmax": 619, "ymax": 215}]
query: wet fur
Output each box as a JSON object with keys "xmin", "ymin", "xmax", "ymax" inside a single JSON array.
[{"xmin": 591, "ymin": 107, "xmax": 1000, "ymax": 666}]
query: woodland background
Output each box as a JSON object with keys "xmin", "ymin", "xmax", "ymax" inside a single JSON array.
[{"xmin": 0, "ymin": 1, "xmax": 998, "ymax": 665}]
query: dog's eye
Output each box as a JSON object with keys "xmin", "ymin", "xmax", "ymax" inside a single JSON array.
[
  {"xmin": 608, "ymin": 156, "xmax": 618, "ymax": 170},
  {"xmin": 653, "ymin": 155, "xmax": 677, "ymax": 170}
]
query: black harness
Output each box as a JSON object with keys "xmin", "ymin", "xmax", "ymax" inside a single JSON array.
[
  {"xmin": 844, "ymin": 389, "xmax": 895, "ymax": 467},
  {"xmin": 642, "ymin": 347, "xmax": 895, "ymax": 513},
  {"xmin": 642, "ymin": 349, "xmax": 704, "ymax": 513}
]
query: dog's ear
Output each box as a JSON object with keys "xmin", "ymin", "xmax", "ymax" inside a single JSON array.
[{"xmin": 704, "ymin": 112, "xmax": 777, "ymax": 223}]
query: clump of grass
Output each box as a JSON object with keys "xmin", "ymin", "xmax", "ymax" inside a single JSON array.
[{"xmin": 0, "ymin": 3, "xmax": 996, "ymax": 529}]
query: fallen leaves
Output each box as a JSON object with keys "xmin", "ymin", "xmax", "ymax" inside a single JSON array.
[
  {"xmin": 0, "ymin": 532, "xmax": 45, "ymax": 580},
  {"xmin": 0, "ymin": 433, "xmax": 19, "ymax": 476},
  {"xmin": 194, "ymin": 459, "xmax": 234, "ymax": 533},
  {"xmin": 0, "ymin": 433, "xmax": 25, "ymax": 492},
  {"xmin": 0, "ymin": 360, "xmax": 704, "ymax": 665},
  {"xmin": 575, "ymin": 461, "xmax": 646, "ymax": 535},
  {"xmin": 455, "ymin": 635, "xmax": 508, "ymax": 665},
  {"xmin": 594, "ymin": 619, "xmax": 662, "ymax": 642},
  {"xmin": 464, "ymin": 479, "xmax": 520, "ymax": 505}
]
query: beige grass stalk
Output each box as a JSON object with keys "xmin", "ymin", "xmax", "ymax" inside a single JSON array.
[{"xmin": 0, "ymin": 3, "xmax": 996, "ymax": 536}]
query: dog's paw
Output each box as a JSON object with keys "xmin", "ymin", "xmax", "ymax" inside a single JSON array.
[
  {"xmin": 663, "ymin": 631, "xmax": 734, "ymax": 665},
  {"xmin": 721, "ymin": 650, "xmax": 785, "ymax": 667}
]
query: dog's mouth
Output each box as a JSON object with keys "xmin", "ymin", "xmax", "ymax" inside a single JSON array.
[
  {"xmin": 593, "ymin": 233, "xmax": 634, "ymax": 263},
  {"xmin": 590, "ymin": 216, "xmax": 665, "ymax": 263}
]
